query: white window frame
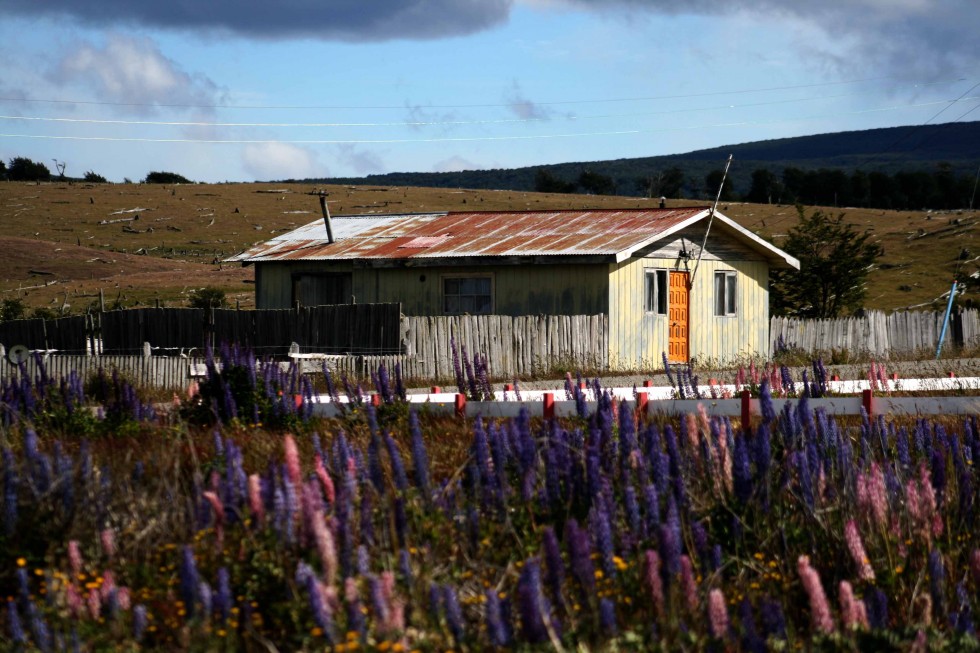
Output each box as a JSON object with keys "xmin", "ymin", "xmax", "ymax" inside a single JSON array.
[
  {"xmin": 644, "ymin": 269, "xmax": 668, "ymax": 315},
  {"xmin": 442, "ymin": 273, "xmax": 494, "ymax": 315},
  {"xmin": 714, "ymin": 270, "xmax": 737, "ymax": 317}
]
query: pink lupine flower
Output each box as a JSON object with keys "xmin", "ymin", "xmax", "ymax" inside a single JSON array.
[
  {"xmin": 708, "ymin": 588, "xmax": 729, "ymax": 638},
  {"xmin": 643, "ymin": 550, "xmax": 665, "ymax": 619},
  {"xmin": 87, "ymin": 588, "xmax": 101, "ymax": 620},
  {"xmin": 116, "ymin": 587, "xmax": 131, "ymax": 611},
  {"xmin": 749, "ymin": 360, "xmax": 759, "ymax": 385},
  {"xmin": 685, "ymin": 413, "xmax": 699, "ymax": 454},
  {"xmin": 910, "ymin": 630, "xmax": 928, "ymax": 653},
  {"xmin": 844, "ymin": 520, "xmax": 875, "ymax": 582},
  {"xmin": 311, "ymin": 507, "xmax": 337, "ymax": 586},
  {"xmin": 67, "ymin": 540, "xmax": 83, "ymax": 576},
  {"xmin": 248, "ymin": 474, "xmax": 265, "ymax": 525},
  {"xmin": 99, "ymin": 529, "xmax": 116, "ymax": 560},
  {"xmin": 314, "ymin": 454, "xmax": 335, "ymax": 504},
  {"xmin": 344, "ymin": 577, "xmax": 359, "ymax": 603},
  {"xmin": 381, "ymin": 571, "xmax": 396, "ymax": 605},
  {"xmin": 202, "ymin": 491, "xmax": 225, "ymax": 525},
  {"xmin": 697, "ymin": 404, "xmax": 710, "ymax": 435},
  {"xmin": 798, "ymin": 556, "xmax": 834, "ymax": 634},
  {"xmin": 839, "ymin": 581, "xmax": 868, "ymax": 630},
  {"xmin": 868, "ymin": 463, "xmax": 888, "ymax": 527},
  {"xmin": 680, "ymin": 555, "xmax": 698, "ymax": 613},
  {"xmin": 65, "ymin": 583, "xmax": 83, "ymax": 618},
  {"xmin": 736, "ymin": 366, "xmax": 745, "ymax": 389},
  {"xmin": 283, "ymin": 433, "xmax": 302, "ymax": 486},
  {"xmin": 907, "ymin": 463, "xmax": 942, "ymax": 542},
  {"xmin": 100, "ymin": 570, "xmax": 116, "ymax": 601}
]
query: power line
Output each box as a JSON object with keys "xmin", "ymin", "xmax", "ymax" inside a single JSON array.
[
  {"xmin": 2, "ymin": 97, "xmax": 976, "ymax": 145},
  {"xmin": 0, "ymin": 86, "xmax": 969, "ymax": 130},
  {"xmin": 0, "ymin": 75, "xmax": 967, "ymax": 111}
]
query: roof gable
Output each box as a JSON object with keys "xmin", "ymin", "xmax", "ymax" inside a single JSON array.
[{"xmin": 228, "ymin": 207, "xmax": 798, "ymax": 269}]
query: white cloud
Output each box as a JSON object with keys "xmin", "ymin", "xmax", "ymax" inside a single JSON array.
[
  {"xmin": 50, "ymin": 34, "xmax": 220, "ymax": 114},
  {"xmin": 242, "ymin": 142, "xmax": 319, "ymax": 181},
  {"xmin": 335, "ymin": 145, "xmax": 386, "ymax": 175}
]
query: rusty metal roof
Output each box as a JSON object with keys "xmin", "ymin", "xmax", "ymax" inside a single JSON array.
[{"xmin": 228, "ymin": 208, "xmax": 717, "ymax": 263}]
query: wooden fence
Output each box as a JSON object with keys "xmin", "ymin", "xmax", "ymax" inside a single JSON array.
[
  {"xmin": 0, "ymin": 355, "xmax": 191, "ymax": 390},
  {"xmin": 0, "ymin": 304, "xmax": 403, "ymax": 357},
  {"xmin": 771, "ymin": 309, "xmax": 980, "ymax": 358}
]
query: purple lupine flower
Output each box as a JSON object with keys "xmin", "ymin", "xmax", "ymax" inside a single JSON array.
[
  {"xmin": 359, "ymin": 479, "xmax": 375, "ymax": 543},
  {"xmin": 384, "ymin": 433, "xmax": 409, "ymax": 493},
  {"xmin": 864, "ymin": 588, "xmax": 888, "ymax": 631},
  {"xmin": 179, "ymin": 546, "xmax": 200, "ymax": 617},
  {"xmin": 443, "ymin": 584, "xmax": 465, "ymax": 644},
  {"xmin": 658, "ymin": 523, "xmax": 681, "ymax": 578},
  {"xmin": 541, "ymin": 527, "xmax": 565, "ymax": 606},
  {"xmin": 25, "ymin": 600, "xmax": 50, "ymax": 651},
  {"xmin": 953, "ymin": 582, "xmax": 976, "ymax": 636},
  {"xmin": 133, "ymin": 604, "xmax": 148, "ymax": 641},
  {"xmin": 732, "ymin": 434, "xmax": 752, "ymax": 503},
  {"xmin": 928, "ymin": 549, "xmax": 946, "ymax": 617},
  {"xmin": 357, "ymin": 545, "xmax": 371, "ymax": 576},
  {"xmin": 739, "ymin": 598, "xmax": 765, "ymax": 653},
  {"xmin": 759, "ymin": 379, "xmax": 776, "ymax": 425},
  {"xmin": 198, "ymin": 582, "xmax": 213, "ymax": 621},
  {"xmin": 305, "ymin": 573, "xmax": 335, "ymax": 644},
  {"xmin": 7, "ymin": 603, "xmax": 25, "ymax": 644},
  {"xmin": 544, "ymin": 449, "xmax": 562, "ymax": 514},
  {"xmin": 376, "ymin": 364, "xmax": 392, "ymax": 404},
  {"xmin": 662, "ymin": 352, "xmax": 675, "ymax": 389},
  {"xmin": 408, "ymin": 409, "xmax": 432, "ymax": 499},
  {"xmin": 3, "ymin": 448, "xmax": 18, "ymax": 535},
  {"xmin": 215, "ymin": 568, "xmax": 231, "ymax": 624},
  {"xmin": 759, "ymin": 597, "xmax": 787, "ymax": 640},
  {"xmin": 450, "ymin": 337, "xmax": 464, "ymax": 394},
  {"xmin": 634, "ymin": 483, "xmax": 658, "ymax": 551},
  {"xmin": 486, "ymin": 590, "xmax": 510, "ymax": 647},
  {"xmin": 367, "ymin": 435, "xmax": 385, "ymax": 494},
  {"xmin": 517, "ymin": 558, "xmax": 556, "ymax": 644},
  {"xmin": 345, "ymin": 578, "xmax": 367, "ymax": 641},
  {"xmin": 393, "ymin": 362, "xmax": 407, "ymax": 402},
  {"xmin": 624, "ymin": 483, "xmax": 642, "ymax": 541},
  {"xmin": 590, "ymin": 503, "xmax": 616, "ymax": 577},
  {"xmin": 398, "ymin": 548, "xmax": 413, "ymax": 585},
  {"xmin": 393, "ymin": 496, "xmax": 408, "ymax": 548},
  {"xmin": 599, "ymin": 597, "xmax": 618, "ymax": 636},
  {"xmin": 564, "ymin": 519, "xmax": 596, "ymax": 597},
  {"xmin": 691, "ymin": 521, "xmax": 709, "ymax": 569},
  {"xmin": 462, "ymin": 344, "xmax": 479, "ymax": 400}
]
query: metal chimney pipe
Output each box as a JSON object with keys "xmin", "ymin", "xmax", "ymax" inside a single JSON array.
[{"xmin": 318, "ymin": 192, "xmax": 335, "ymax": 244}]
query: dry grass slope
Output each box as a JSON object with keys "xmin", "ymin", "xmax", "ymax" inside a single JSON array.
[{"xmin": 1, "ymin": 180, "xmax": 976, "ymax": 314}]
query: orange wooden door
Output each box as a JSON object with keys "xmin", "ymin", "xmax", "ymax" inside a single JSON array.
[{"xmin": 668, "ymin": 271, "xmax": 689, "ymax": 363}]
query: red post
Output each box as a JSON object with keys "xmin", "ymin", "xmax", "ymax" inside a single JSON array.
[
  {"xmin": 504, "ymin": 383, "xmax": 514, "ymax": 392},
  {"xmin": 949, "ymin": 372, "xmax": 957, "ymax": 378},
  {"xmin": 740, "ymin": 389, "xmax": 751, "ymax": 431},
  {"xmin": 454, "ymin": 393, "xmax": 467, "ymax": 418},
  {"xmin": 862, "ymin": 388, "xmax": 873, "ymax": 416},
  {"xmin": 643, "ymin": 379, "xmax": 653, "ymax": 388},
  {"xmin": 579, "ymin": 382, "xmax": 587, "ymax": 390},
  {"xmin": 637, "ymin": 390, "xmax": 649, "ymax": 415},
  {"xmin": 371, "ymin": 393, "xmax": 381, "ymax": 408},
  {"xmin": 430, "ymin": 386, "xmax": 442, "ymax": 394},
  {"xmin": 890, "ymin": 373, "xmax": 899, "ymax": 381},
  {"xmin": 543, "ymin": 392, "xmax": 555, "ymax": 419},
  {"xmin": 831, "ymin": 374, "xmax": 840, "ymax": 382},
  {"xmin": 293, "ymin": 394, "xmax": 303, "ymax": 409}
]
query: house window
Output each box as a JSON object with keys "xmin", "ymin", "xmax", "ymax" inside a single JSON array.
[
  {"xmin": 714, "ymin": 271, "xmax": 737, "ymax": 316},
  {"xmin": 443, "ymin": 276, "xmax": 492, "ymax": 315},
  {"xmin": 293, "ymin": 273, "xmax": 352, "ymax": 307},
  {"xmin": 644, "ymin": 269, "xmax": 668, "ymax": 314}
]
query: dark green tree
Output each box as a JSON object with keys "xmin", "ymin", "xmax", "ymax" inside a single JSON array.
[
  {"xmin": 188, "ymin": 287, "xmax": 227, "ymax": 310},
  {"xmin": 0, "ymin": 159, "xmax": 6, "ymax": 180},
  {"xmin": 533, "ymin": 169, "xmax": 576, "ymax": 194},
  {"xmin": 143, "ymin": 171, "xmax": 192, "ymax": 184},
  {"xmin": 7, "ymin": 157, "xmax": 51, "ymax": 182},
  {"xmin": 705, "ymin": 169, "xmax": 735, "ymax": 201},
  {"xmin": 645, "ymin": 166, "xmax": 685, "ymax": 199},
  {"xmin": 84, "ymin": 170, "xmax": 109, "ymax": 183},
  {"xmin": 770, "ymin": 206, "xmax": 884, "ymax": 318},
  {"xmin": 1, "ymin": 298, "xmax": 25, "ymax": 322},
  {"xmin": 577, "ymin": 170, "xmax": 615, "ymax": 195},
  {"xmin": 746, "ymin": 169, "xmax": 782, "ymax": 204}
]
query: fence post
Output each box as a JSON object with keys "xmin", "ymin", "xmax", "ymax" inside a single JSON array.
[
  {"xmin": 454, "ymin": 393, "xmax": 466, "ymax": 418},
  {"xmin": 862, "ymin": 388, "xmax": 874, "ymax": 417}
]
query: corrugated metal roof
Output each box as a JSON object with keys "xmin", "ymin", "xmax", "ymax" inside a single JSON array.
[{"xmin": 227, "ymin": 208, "xmax": 712, "ymax": 263}]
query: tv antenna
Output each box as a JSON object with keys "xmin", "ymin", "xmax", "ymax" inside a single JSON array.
[{"xmin": 690, "ymin": 154, "xmax": 732, "ymax": 285}]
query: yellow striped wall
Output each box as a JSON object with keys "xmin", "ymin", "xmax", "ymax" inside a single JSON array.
[
  {"xmin": 255, "ymin": 261, "xmax": 608, "ymax": 316},
  {"xmin": 608, "ymin": 257, "xmax": 770, "ymax": 368}
]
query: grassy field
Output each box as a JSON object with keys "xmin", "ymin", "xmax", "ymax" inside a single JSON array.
[{"xmin": 1, "ymin": 180, "xmax": 976, "ymax": 314}]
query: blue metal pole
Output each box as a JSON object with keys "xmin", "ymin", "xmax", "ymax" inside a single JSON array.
[{"xmin": 936, "ymin": 280, "xmax": 958, "ymax": 360}]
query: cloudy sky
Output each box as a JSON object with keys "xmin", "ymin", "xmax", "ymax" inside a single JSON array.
[{"xmin": 0, "ymin": 0, "xmax": 977, "ymax": 182}]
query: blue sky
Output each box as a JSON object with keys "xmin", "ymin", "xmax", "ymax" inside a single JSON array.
[{"xmin": 0, "ymin": 0, "xmax": 977, "ymax": 183}]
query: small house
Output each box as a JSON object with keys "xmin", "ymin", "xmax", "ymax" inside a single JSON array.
[{"xmin": 229, "ymin": 208, "xmax": 799, "ymax": 366}]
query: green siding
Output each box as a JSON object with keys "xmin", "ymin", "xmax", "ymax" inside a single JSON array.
[{"xmin": 254, "ymin": 261, "xmax": 608, "ymax": 316}]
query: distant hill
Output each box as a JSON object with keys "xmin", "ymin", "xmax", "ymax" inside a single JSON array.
[{"xmin": 308, "ymin": 121, "xmax": 980, "ymax": 200}]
